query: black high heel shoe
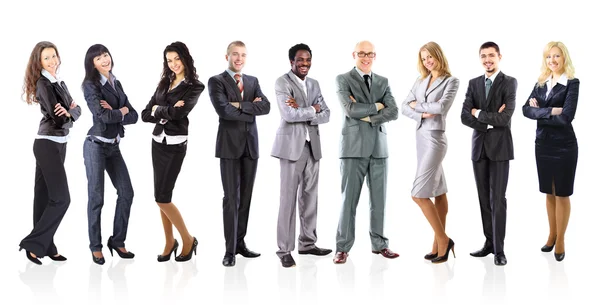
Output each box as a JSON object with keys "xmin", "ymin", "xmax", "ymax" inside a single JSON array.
[
  {"xmin": 48, "ymin": 254, "xmax": 67, "ymax": 261},
  {"xmin": 175, "ymin": 237, "xmax": 198, "ymax": 262},
  {"xmin": 157, "ymin": 239, "xmax": 179, "ymax": 262},
  {"xmin": 431, "ymin": 238, "xmax": 455, "ymax": 264},
  {"xmin": 424, "ymin": 252, "xmax": 438, "ymax": 260},
  {"xmin": 92, "ymin": 252, "xmax": 105, "ymax": 265},
  {"xmin": 541, "ymin": 242, "xmax": 555, "ymax": 252},
  {"xmin": 554, "ymin": 252, "xmax": 565, "ymax": 262},
  {"xmin": 20, "ymin": 248, "xmax": 42, "ymax": 265},
  {"xmin": 107, "ymin": 236, "xmax": 135, "ymax": 259}
]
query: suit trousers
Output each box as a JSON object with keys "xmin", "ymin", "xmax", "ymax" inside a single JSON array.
[
  {"xmin": 276, "ymin": 142, "xmax": 320, "ymax": 258},
  {"xmin": 220, "ymin": 146, "xmax": 258, "ymax": 255},
  {"xmin": 336, "ymin": 157, "xmax": 389, "ymax": 252},
  {"xmin": 473, "ymin": 149, "xmax": 509, "ymax": 254},
  {"xmin": 20, "ymin": 139, "xmax": 71, "ymax": 258},
  {"xmin": 83, "ymin": 138, "xmax": 134, "ymax": 252}
]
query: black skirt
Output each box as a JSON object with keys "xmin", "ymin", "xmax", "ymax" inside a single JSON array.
[
  {"xmin": 535, "ymin": 139, "xmax": 578, "ymax": 197},
  {"xmin": 151, "ymin": 140, "xmax": 187, "ymax": 203}
]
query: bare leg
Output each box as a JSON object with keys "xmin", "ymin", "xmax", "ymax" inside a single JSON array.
[
  {"xmin": 413, "ymin": 196, "xmax": 448, "ymax": 257},
  {"xmin": 432, "ymin": 194, "xmax": 449, "ymax": 254},
  {"xmin": 157, "ymin": 202, "xmax": 193, "ymax": 255},
  {"xmin": 555, "ymin": 196, "xmax": 571, "ymax": 254},
  {"xmin": 545, "ymin": 194, "xmax": 557, "ymax": 247},
  {"xmin": 160, "ymin": 209, "xmax": 177, "ymax": 256}
]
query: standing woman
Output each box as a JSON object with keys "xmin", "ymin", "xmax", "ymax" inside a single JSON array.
[
  {"xmin": 141, "ymin": 41, "xmax": 204, "ymax": 262},
  {"xmin": 400, "ymin": 42, "xmax": 459, "ymax": 263},
  {"xmin": 522, "ymin": 41, "xmax": 579, "ymax": 262},
  {"xmin": 82, "ymin": 44, "xmax": 138, "ymax": 265},
  {"xmin": 19, "ymin": 41, "xmax": 82, "ymax": 265}
]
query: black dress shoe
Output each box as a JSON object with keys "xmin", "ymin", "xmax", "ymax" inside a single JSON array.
[
  {"xmin": 281, "ymin": 254, "xmax": 296, "ymax": 268},
  {"xmin": 541, "ymin": 243, "xmax": 555, "ymax": 252},
  {"xmin": 48, "ymin": 254, "xmax": 67, "ymax": 261},
  {"xmin": 25, "ymin": 251, "xmax": 42, "ymax": 265},
  {"xmin": 494, "ymin": 253, "xmax": 507, "ymax": 266},
  {"xmin": 424, "ymin": 252, "xmax": 438, "ymax": 260},
  {"xmin": 236, "ymin": 247, "xmax": 260, "ymax": 258},
  {"xmin": 470, "ymin": 246, "xmax": 493, "ymax": 257},
  {"xmin": 222, "ymin": 254, "xmax": 236, "ymax": 267},
  {"xmin": 554, "ymin": 252, "xmax": 565, "ymax": 262},
  {"xmin": 157, "ymin": 240, "xmax": 179, "ymax": 262},
  {"xmin": 298, "ymin": 246, "xmax": 332, "ymax": 256},
  {"xmin": 91, "ymin": 253, "xmax": 105, "ymax": 265},
  {"xmin": 175, "ymin": 237, "xmax": 198, "ymax": 262},
  {"xmin": 107, "ymin": 236, "xmax": 134, "ymax": 259}
]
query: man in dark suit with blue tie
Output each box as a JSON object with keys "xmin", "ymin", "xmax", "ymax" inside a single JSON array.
[
  {"xmin": 461, "ymin": 41, "xmax": 517, "ymax": 266},
  {"xmin": 208, "ymin": 41, "xmax": 270, "ymax": 267}
]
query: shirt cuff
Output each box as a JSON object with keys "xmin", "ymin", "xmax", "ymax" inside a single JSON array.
[
  {"xmin": 475, "ymin": 109, "xmax": 481, "ymax": 118},
  {"xmin": 310, "ymin": 105, "xmax": 317, "ymax": 113},
  {"xmin": 151, "ymin": 106, "xmax": 158, "ymax": 117}
]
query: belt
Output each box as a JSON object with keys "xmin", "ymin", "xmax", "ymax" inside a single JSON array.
[{"xmin": 87, "ymin": 137, "xmax": 119, "ymax": 146}]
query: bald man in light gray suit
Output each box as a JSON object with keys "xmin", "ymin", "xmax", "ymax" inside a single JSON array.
[
  {"xmin": 333, "ymin": 41, "xmax": 399, "ymax": 264},
  {"xmin": 272, "ymin": 43, "xmax": 332, "ymax": 268}
]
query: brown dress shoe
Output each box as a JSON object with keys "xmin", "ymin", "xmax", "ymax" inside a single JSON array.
[
  {"xmin": 371, "ymin": 248, "xmax": 399, "ymax": 259},
  {"xmin": 333, "ymin": 252, "xmax": 348, "ymax": 264}
]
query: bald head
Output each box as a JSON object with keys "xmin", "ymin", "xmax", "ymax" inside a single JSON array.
[{"xmin": 353, "ymin": 40, "xmax": 376, "ymax": 73}]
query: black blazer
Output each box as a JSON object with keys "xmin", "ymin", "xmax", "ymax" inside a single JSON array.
[
  {"xmin": 82, "ymin": 78, "xmax": 138, "ymax": 139},
  {"xmin": 461, "ymin": 72, "xmax": 517, "ymax": 161},
  {"xmin": 208, "ymin": 71, "xmax": 270, "ymax": 159},
  {"xmin": 522, "ymin": 78, "xmax": 579, "ymax": 143},
  {"xmin": 141, "ymin": 80, "xmax": 205, "ymax": 136},
  {"xmin": 36, "ymin": 76, "xmax": 82, "ymax": 136}
]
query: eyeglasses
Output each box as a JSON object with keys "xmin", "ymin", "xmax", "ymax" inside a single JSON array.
[{"xmin": 355, "ymin": 52, "xmax": 376, "ymax": 58}]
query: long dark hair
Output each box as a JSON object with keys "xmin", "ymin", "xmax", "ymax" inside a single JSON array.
[
  {"xmin": 23, "ymin": 41, "xmax": 61, "ymax": 104},
  {"xmin": 157, "ymin": 41, "xmax": 199, "ymax": 92},
  {"xmin": 82, "ymin": 44, "xmax": 113, "ymax": 88}
]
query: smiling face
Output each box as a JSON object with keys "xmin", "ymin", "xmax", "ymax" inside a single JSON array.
[
  {"xmin": 291, "ymin": 49, "xmax": 311, "ymax": 80},
  {"xmin": 226, "ymin": 45, "xmax": 246, "ymax": 73},
  {"xmin": 93, "ymin": 52, "xmax": 112, "ymax": 77},
  {"xmin": 480, "ymin": 47, "xmax": 501, "ymax": 76},
  {"xmin": 353, "ymin": 41, "xmax": 375, "ymax": 74},
  {"xmin": 166, "ymin": 51, "xmax": 185, "ymax": 78},
  {"xmin": 420, "ymin": 49, "xmax": 437, "ymax": 72},
  {"xmin": 546, "ymin": 46, "xmax": 564, "ymax": 74},
  {"xmin": 40, "ymin": 47, "xmax": 60, "ymax": 77}
]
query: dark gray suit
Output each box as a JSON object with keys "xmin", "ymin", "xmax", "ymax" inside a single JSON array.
[
  {"xmin": 271, "ymin": 71, "xmax": 330, "ymax": 258},
  {"xmin": 335, "ymin": 68, "xmax": 398, "ymax": 252}
]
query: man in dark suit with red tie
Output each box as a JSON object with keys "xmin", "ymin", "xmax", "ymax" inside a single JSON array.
[{"xmin": 208, "ymin": 41, "xmax": 270, "ymax": 267}]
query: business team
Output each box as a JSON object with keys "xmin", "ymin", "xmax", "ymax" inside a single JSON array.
[{"xmin": 18, "ymin": 39, "xmax": 579, "ymax": 267}]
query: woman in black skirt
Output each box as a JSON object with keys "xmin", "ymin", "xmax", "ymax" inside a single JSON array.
[
  {"xmin": 523, "ymin": 41, "xmax": 579, "ymax": 262},
  {"xmin": 141, "ymin": 41, "xmax": 204, "ymax": 262},
  {"xmin": 20, "ymin": 41, "xmax": 82, "ymax": 265}
]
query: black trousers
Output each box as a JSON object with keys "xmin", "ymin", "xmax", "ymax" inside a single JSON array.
[
  {"xmin": 20, "ymin": 139, "xmax": 71, "ymax": 257},
  {"xmin": 473, "ymin": 151, "xmax": 509, "ymax": 255},
  {"xmin": 220, "ymin": 148, "xmax": 258, "ymax": 256}
]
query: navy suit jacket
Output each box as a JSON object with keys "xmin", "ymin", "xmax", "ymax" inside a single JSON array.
[{"xmin": 83, "ymin": 79, "xmax": 138, "ymax": 138}]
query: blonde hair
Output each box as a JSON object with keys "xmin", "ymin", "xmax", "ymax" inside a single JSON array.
[
  {"xmin": 226, "ymin": 40, "xmax": 246, "ymax": 55},
  {"xmin": 537, "ymin": 41, "xmax": 575, "ymax": 87},
  {"xmin": 417, "ymin": 41, "xmax": 451, "ymax": 79}
]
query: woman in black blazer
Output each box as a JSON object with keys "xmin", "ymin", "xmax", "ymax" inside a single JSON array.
[
  {"xmin": 19, "ymin": 41, "xmax": 82, "ymax": 265},
  {"xmin": 523, "ymin": 41, "xmax": 579, "ymax": 262},
  {"xmin": 141, "ymin": 41, "xmax": 204, "ymax": 262},
  {"xmin": 82, "ymin": 44, "xmax": 139, "ymax": 265}
]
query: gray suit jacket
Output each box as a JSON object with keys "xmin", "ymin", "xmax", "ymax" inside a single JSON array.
[
  {"xmin": 336, "ymin": 68, "xmax": 398, "ymax": 158},
  {"xmin": 401, "ymin": 75, "xmax": 459, "ymax": 130},
  {"xmin": 271, "ymin": 71, "xmax": 330, "ymax": 161}
]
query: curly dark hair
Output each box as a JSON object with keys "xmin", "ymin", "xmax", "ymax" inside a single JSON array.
[{"xmin": 157, "ymin": 41, "xmax": 199, "ymax": 92}]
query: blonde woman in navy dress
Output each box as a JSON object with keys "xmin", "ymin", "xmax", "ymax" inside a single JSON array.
[
  {"xmin": 401, "ymin": 42, "xmax": 459, "ymax": 264},
  {"xmin": 522, "ymin": 41, "xmax": 579, "ymax": 262}
]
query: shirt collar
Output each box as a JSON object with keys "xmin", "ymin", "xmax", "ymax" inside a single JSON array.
[
  {"xmin": 226, "ymin": 69, "xmax": 242, "ymax": 81},
  {"xmin": 354, "ymin": 67, "xmax": 372, "ymax": 79},
  {"xmin": 485, "ymin": 70, "xmax": 500, "ymax": 83},
  {"xmin": 41, "ymin": 69, "xmax": 60, "ymax": 83},
  {"xmin": 99, "ymin": 72, "xmax": 116, "ymax": 86},
  {"xmin": 292, "ymin": 72, "xmax": 306, "ymax": 85},
  {"xmin": 545, "ymin": 73, "xmax": 568, "ymax": 86}
]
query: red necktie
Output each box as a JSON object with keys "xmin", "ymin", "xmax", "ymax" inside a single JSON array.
[{"xmin": 234, "ymin": 73, "xmax": 244, "ymax": 93}]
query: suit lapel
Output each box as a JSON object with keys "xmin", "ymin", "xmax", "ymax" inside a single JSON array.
[
  {"xmin": 350, "ymin": 69, "xmax": 371, "ymax": 100},
  {"xmin": 103, "ymin": 81, "xmax": 120, "ymax": 100},
  {"xmin": 287, "ymin": 71, "xmax": 308, "ymax": 105},
  {"xmin": 221, "ymin": 71, "xmax": 243, "ymax": 101},
  {"xmin": 546, "ymin": 83, "xmax": 564, "ymax": 102},
  {"xmin": 425, "ymin": 75, "xmax": 446, "ymax": 97},
  {"xmin": 484, "ymin": 72, "xmax": 504, "ymax": 109}
]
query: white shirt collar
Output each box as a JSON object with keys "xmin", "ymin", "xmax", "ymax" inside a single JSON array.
[
  {"xmin": 545, "ymin": 73, "xmax": 568, "ymax": 86},
  {"xmin": 485, "ymin": 70, "xmax": 500, "ymax": 83},
  {"xmin": 41, "ymin": 69, "xmax": 60, "ymax": 83}
]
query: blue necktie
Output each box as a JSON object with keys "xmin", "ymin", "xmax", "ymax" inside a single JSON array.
[{"xmin": 485, "ymin": 78, "xmax": 492, "ymax": 99}]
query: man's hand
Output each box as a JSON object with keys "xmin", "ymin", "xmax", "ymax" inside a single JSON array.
[
  {"xmin": 230, "ymin": 102, "xmax": 240, "ymax": 109},
  {"xmin": 498, "ymin": 104, "xmax": 506, "ymax": 113},
  {"xmin": 471, "ymin": 108, "xmax": 479, "ymax": 116},
  {"xmin": 360, "ymin": 116, "xmax": 371, "ymax": 122},
  {"xmin": 409, "ymin": 101, "xmax": 416, "ymax": 109},
  {"xmin": 253, "ymin": 97, "xmax": 262, "ymax": 103},
  {"xmin": 312, "ymin": 104, "xmax": 321, "ymax": 113},
  {"xmin": 286, "ymin": 96, "xmax": 299, "ymax": 108}
]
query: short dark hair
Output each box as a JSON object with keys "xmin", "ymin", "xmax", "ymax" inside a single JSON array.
[
  {"xmin": 480, "ymin": 41, "xmax": 500, "ymax": 54},
  {"xmin": 288, "ymin": 43, "xmax": 312, "ymax": 61}
]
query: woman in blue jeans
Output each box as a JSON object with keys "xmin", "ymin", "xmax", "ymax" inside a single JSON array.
[{"xmin": 82, "ymin": 44, "xmax": 138, "ymax": 265}]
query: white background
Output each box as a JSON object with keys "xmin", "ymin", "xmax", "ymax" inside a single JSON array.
[{"xmin": 1, "ymin": 0, "xmax": 597, "ymax": 304}]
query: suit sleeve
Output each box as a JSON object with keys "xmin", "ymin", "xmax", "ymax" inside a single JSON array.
[
  {"xmin": 336, "ymin": 74, "xmax": 378, "ymax": 119},
  {"xmin": 461, "ymin": 81, "xmax": 488, "ymax": 132},
  {"xmin": 83, "ymin": 81, "xmax": 125, "ymax": 124},
  {"xmin": 369, "ymin": 80, "xmax": 398, "ymax": 126},
  {"xmin": 153, "ymin": 82, "xmax": 204, "ymax": 120},
  {"xmin": 522, "ymin": 83, "xmax": 552, "ymax": 120},
  {"xmin": 538, "ymin": 79, "xmax": 579, "ymax": 126},
  {"xmin": 275, "ymin": 77, "xmax": 317, "ymax": 123},
  {"xmin": 208, "ymin": 77, "xmax": 254, "ymax": 122},
  {"xmin": 141, "ymin": 89, "xmax": 160, "ymax": 123},
  {"xmin": 309, "ymin": 81, "xmax": 330, "ymax": 125},
  {"xmin": 36, "ymin": 82, "xmax": 70, "ymax": 126},
  {"xmin": 401, "ymin": 78, "xmax": 423, "ymax": 122},
  {"xmin": 415, "ymin": 77, "xmax": 460, "ymax": 115},
  {"xmin": 240, "ymin": 78, "xmax": 270, "ymax": 116},
  {"xmin": 117, "ymin": 81, "xmax": 138, "ymax": 125},
  {"xmin": 477, "ymin": 77, "xmax": 516, "ymax": 127}
]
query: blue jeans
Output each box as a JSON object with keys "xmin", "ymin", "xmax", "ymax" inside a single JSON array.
[{"xmin": 83, "ymin": 138, "xmax": 134, "ymax": 252}]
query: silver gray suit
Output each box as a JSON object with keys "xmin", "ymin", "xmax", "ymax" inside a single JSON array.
[
  {"xmin": 335, "ymin": 68, "xmax": 398, "ymax": 252},
  {"xmin": 272, "ymin": 71, "xmax": 330, "ymax": 258},
  {"xmin": 401, "ymin": 75, "xmax": 459, "ymax": 198}
]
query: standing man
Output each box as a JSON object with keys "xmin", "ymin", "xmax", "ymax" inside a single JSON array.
[
  {"xmin": 272, "ymin": 43, "xmax": 332, "ymax": 268},
  {"xmin": 208, "ymin": 41, "xmax": 271, "ymax": 267},
  {"xmin": 460, "ymin": 41, "xmax": 517, "ymax": 266},
  {"xmin": 334, "ymin": 41, "xmax": 399, "ymax": 264}
]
